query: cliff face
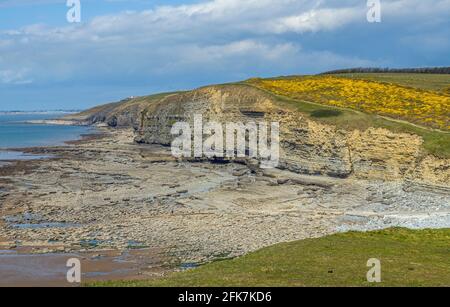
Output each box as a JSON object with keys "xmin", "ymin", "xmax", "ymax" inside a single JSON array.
[
  {"xmin": 134, "ymin": 85, "xmax": 449, "ymax": 186},
  {"xmin": 71, "ymin": 84, "xmax": 448, "ymax": 185},
  {"xmin": 64, "ymin": 94, "xmax": 176, "ymax": 129}
]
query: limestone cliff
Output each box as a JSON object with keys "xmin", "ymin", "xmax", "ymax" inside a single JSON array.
[
  {"xmin": 64, "ymin": 93, "xmax": 176, "ymax": 129},
  {"xmin": 135, "ymin": 85, "xmax": 449, "ymax": 186},
  {"xmin": 72, "ymin": 84, "xmax": 449, "ymax": 186}
]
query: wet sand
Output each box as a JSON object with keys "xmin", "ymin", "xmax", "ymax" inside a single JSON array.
[{"xmin": 0, "ymin": 247, "xmax": 167, "ymax": 287}]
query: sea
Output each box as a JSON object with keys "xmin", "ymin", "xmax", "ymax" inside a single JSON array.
[{"xmin": 0, "ymin": 112, "xmax": 93, "ymax": 161}]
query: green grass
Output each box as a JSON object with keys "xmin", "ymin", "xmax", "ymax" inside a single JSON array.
[
  {"xmin": 333, "ymin": 73, "xmax": 450, "ymax": 93},
  {"xmin": 88, "ymin": 228, "xmax": 450, "ymax": 287},
  {"xmin": 241, "ymin": 81, "xmax": 450, "ymax": 158},
  {"xmin": 310, "ymin": 109, "xmax": 344, "ymax": 118}
]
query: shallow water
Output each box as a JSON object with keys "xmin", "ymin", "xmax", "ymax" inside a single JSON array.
[
  {"xmin": 0, "ymin": 249, "xmax": 166, "ymax": 287},
  {"xmin": 11, "ymin": 222, "xmax": 81, "ymax": 230},
  {"xmin": 0, "ymin": 113, "xmax": 93, "ymax": 161},
  {"xmin": 4, "ymin": 212, "xmax": 81, "ymax": 230},
  {"xmin": 0, "ymin": 151, "xmax": 51, "ymax": 161}
]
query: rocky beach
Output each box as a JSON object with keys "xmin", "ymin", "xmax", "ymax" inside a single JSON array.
[
  {"xmin": 0, "ymin": 122, "xmax": 449, "ymax": 285},
  {"xmin": 0, "ymin": 83, "xmax": 449, "ymax": 286}
]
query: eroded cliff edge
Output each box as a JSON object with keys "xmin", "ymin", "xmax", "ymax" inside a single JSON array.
[{"xmin": 72, "ymin": 84, "xmax": 450, "ymax": 186}]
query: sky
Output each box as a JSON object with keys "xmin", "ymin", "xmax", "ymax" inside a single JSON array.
[{"xmin": 0, "ymin": 0, "xmax": 449, "ymax": 111}]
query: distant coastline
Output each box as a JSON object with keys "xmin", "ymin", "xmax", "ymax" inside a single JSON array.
[
  {"xmin": 25, "ymin": 119, "xmax": 90, "ymax": 126},
  {"xmin": 0, "ymin": 110, "xmax": 92, "ymax": 127},
  {"xmin": 0, "ymin": 110, "xmax": 81, "ymax": 116}
]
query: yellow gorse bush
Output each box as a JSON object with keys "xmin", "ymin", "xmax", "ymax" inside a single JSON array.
[{"xmin": 249, "ymin": 76, "xmax": 450, "ymax": 131}]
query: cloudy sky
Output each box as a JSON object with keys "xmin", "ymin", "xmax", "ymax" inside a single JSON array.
[{"xmin": 0, "ymin": 0, "xmax": 449, "ymax": 110}]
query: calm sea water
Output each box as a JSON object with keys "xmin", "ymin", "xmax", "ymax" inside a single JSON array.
[{"xmin": 0, "ymin": 113, "xmax": 93, "ymax": 161}]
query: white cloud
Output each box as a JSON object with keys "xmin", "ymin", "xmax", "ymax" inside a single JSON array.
[
  {"xmin": 267, "ymin": 7, "xmax": 363, "ymax": 34},
  {"xmin": 0, "ymin": 0, "xmax": 448, "ymax": 88}
]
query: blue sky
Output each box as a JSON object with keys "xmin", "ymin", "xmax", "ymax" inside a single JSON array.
[{"xmin": 0, "ymin": 0, "xmax": 449, "ymax": 111}]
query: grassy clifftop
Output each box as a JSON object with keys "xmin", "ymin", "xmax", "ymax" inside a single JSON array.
[
  {"xmin": 69, "ymin": 73, "xmax": 450, "ymax": 158},
  {"xmin": 247, "ymin": 75, "xmax": 449, "ymax": 131},
  {"xmin": 245, "ymin": 75, "xmax": 450, "ymax": 158},
  {"xmin": 333, "ymin": 73, "xmax": 450, "ymax": 93},
  {"xmin": 64, "ymin": 92, "xmax": 179, "ymax": 128},
  {"xmin": 89, "ymin": 228, "xmax": 450, "ymax": 287}
]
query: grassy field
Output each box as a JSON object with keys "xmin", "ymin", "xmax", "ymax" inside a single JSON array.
[
  {"xmin": 70, "ymin": 91, "xmax": 181, "ymax": 121},
  {"xmin": 335, "ymin": 73, "xmax": 450, "ymax": 93},
  {"xmin": 244, "ymin": 75, "xmax": 450, "ymax": 158},
  {"xmin": 89, "ymin": 228, "xmax": 450, "ymax": 287},
  {"xmin": 248, "ymin": 76, "xmax": 449, "ymax": 130}
]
